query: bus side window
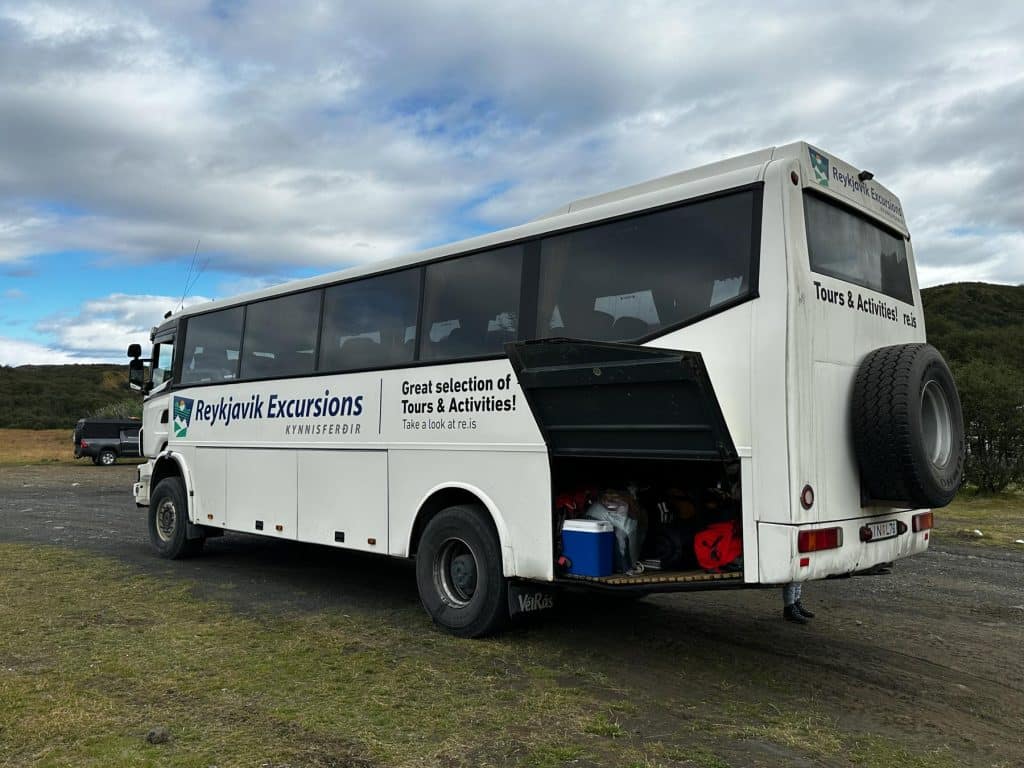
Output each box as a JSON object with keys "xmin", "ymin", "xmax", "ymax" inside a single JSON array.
[
  {"xmin": 180, "ymin": 306, "xmax": 245, "ymax": 385},
  {"xmin": 419, "ymin": 245, "xmax": 523, "ymax": 362},
  {"xmin": 240, "ymin": 290, "xmax": 321, "ymax": 380},
  {"xmin": 319, "ymin": 269, "xmax": 420, "ymax": 372},
  {"xmin": 536, "ymin": 190, "xmax": 756, "ymax": 342}
]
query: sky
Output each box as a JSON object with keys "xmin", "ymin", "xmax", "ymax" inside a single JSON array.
[{"xmin": 1, "ymin": 0, "xmax": 1022, "ymax": 365}]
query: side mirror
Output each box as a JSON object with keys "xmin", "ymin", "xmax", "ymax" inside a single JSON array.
[
  {"xmin": 127, "ymin": 343, "xmax": 142, "ymax": 358},
  {"xmin": 128, "ymin": 358, "xmax": 146, "ymax": 391}
]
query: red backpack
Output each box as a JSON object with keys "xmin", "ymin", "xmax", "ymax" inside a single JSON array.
[{"xmin": 694, "ymin": 521, "xmax": 742, "ymax": 571}]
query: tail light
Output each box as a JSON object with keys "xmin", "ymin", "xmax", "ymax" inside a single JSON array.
[
  {"xmin": 798, "ymin": 527, "xmax": 843, "ymax": 553},
  {"xmin": 912, "ymin": 511, "xmax": 934, "ymax": 532},
  {"xmin": 80, "ymin": 439, "xmax": 89, "ymax": 447}
]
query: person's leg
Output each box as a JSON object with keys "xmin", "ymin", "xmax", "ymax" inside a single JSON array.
[
  {"xmin": 782, "ymin": 582, "xmax": 807, "ymax": 623},
  {"xmin": 794, "ymin": 582, "xmax": 815, "ymax": 618}
]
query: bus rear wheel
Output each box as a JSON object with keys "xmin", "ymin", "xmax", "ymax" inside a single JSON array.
[
  {"xmin": 148, "ymin": 476, "xmax": 204, "ymax": 559},
  {"xmin": 415, "ymin": 505, "xmax": 509, "ymax": 638}
]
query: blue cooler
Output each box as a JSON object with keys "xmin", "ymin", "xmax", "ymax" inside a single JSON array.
[{"xmin": 562, "ymin": 519, "xmax": 614, "ymax": 577}]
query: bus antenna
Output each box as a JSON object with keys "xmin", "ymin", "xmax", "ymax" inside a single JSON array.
[{"xmin": 178, "ymin": 238, "xmax": 209, "ymax": 311}]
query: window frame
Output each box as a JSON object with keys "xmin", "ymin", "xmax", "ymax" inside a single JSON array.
[{"xmin": 171, "ymin": 181, "xmax": 764, "ymax": 389}]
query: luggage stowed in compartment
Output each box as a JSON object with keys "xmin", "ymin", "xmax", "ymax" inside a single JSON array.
[
  {"xmin": 552, "ymin": 466, "xmax": 745, "ymax": 584},
  {"xmin": 561, "ymin": 519, "xmax": 614, "ymax": 577}
]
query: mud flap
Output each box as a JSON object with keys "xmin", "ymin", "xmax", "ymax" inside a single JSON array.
[
  {"xmin": 508, "ymin": 581, "xmax": 557, "ymax": 618},
  {"xmin": 186, "ymin": 522, "xmax": 223, "ymax": 540},
  {"xmin": 506, "ymin": 339, "xmax": 737, "ymax": 460}
]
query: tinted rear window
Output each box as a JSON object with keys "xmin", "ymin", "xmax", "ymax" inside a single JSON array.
[{"xmin": 804, "ymin": 193, "xmax": 913, "ymax": 304}]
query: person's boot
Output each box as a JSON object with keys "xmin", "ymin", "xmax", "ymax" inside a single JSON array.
[
  {"xmin": 794, "ymin": 600, "xmax": 815, "ymax": 619},
  {"xmin": 783, "ymin": 604, "xmax": 808, "ymax": 624}
]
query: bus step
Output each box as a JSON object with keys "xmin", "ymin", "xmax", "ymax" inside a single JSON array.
[{"xmin": 559, "ymin": 569, "xmax": 742, "ymax": 587}]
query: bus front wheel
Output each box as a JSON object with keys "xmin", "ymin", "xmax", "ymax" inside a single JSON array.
[
  {"xmin": 415, "ymin": 505, "xmax": 509, "ymax": 638},
  {"xmin": 148, "ymin": 476, "xmax": 204, "ymax": 559}
]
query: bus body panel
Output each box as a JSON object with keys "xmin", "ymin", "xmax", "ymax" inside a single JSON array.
[
  {"xmin": 388, "ymin": 449, "xmax": 552, "ymax": 580},
  {"xmin": 784, "ymin": 150, "xmax": 925, "ymax": 529},
  {"xmin": 164, "ymin": 359, "xmax": 548, "ymax": 574},
  {"xmin": 297, "ymin": 449, "xmax": 389, "ymax": 553},
  {"xmin": 746, "ymin": 158, "xmax": 792, "ymax": 526}
]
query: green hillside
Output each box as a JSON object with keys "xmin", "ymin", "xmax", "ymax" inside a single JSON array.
[
  {"xmin": 922, "ymin": 281, "xmax": 1024, "ymax": 372},
  {"xmin": 0, "ymin": 364, "xmax": 140, "ymax": 429},
  {"xmin": 922, "ymin": 281, "xmax": 1023, "ymax": 492}
]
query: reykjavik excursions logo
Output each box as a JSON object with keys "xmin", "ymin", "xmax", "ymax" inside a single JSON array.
[
  {"xmin": 808, "ymin": 147, "xmax": 830, "ymax": 187},
  {"xmin": 173, "ymin": 397, "xmax": 195, "ymax": 438}
]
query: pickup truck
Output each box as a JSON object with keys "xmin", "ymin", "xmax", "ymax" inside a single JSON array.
[{"xmin": 73, "ymin": 418, "xmax": 141, "ymax": 466}]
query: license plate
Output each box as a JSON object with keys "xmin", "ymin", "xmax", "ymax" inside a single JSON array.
[{"xmin": 867, "ymin": 520, "xmax": 898, "ymax": 541}]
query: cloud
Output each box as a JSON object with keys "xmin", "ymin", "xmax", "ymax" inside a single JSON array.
[
  {"xmin": 33, "ymin": 292, "xmax": 209, "ymax": 360},
  {"xmin": 0, "ymin": 335, "xmax": 114, "ymax": 366},
  {"xmin": 0, "ymin": 0, "xmax": 1021, "ymax": 290}
]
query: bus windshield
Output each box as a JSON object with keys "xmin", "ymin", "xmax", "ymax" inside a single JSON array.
[{"xmin": 804, "ymin": 192, "xmax": 913, "ymax": 304}]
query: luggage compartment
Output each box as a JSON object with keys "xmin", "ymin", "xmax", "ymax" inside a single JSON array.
[
  {"xmin": 550, "ymin": 455, "xmax": 744, "ymax": 589},
  {"xmin": 506, "ymin": 339, "xmax": 745, "ymax": 590}
]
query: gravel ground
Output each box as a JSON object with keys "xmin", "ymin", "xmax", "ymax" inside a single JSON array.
[{"xmin": 2, "ymin": 463, "xmax": 1023, "ymax": 767}]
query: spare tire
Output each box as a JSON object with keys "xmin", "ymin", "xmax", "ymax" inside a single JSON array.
[{"xmin": 852, "ymin": 343, "xmax": 965, "ymax": 508}]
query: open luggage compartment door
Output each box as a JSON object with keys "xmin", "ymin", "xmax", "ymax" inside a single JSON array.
[{"xmin": 506, "ymin": 339, "xmax": 737, "ymax": 461}]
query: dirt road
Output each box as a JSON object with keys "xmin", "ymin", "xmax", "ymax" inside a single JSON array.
[{"xmin": 2, "ymin": 463, "xmax": 1022, "ymax": 767}]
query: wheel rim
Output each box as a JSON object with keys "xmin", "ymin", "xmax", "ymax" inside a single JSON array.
[
  {"xmin": 155, "ymin": 498, "xmax": 178, "ymax": 542},
  {"xmin": 921, "ymin": 379, "xmax": 953, "ymax": 469},
  {"xmin": 101, "ymin": 452, "xmax": 115, "ymax": 465},
  {"xmin": 433, "ymin": 537, "xmax": 478, "ymax": 608}
]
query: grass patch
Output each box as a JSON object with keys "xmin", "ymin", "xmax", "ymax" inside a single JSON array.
[
  {"xmin": 0, "ymin": 428, "xmax": 76, "ymax": 465},
  {"xmin": 933, "ymin": 489, "xmax": 1024, "ymax": 549},
  {"xmin": 0, "ymin": 543, "xmax": 985, "ymax": 767},
  {"xmin": 0, "ymin": 428, "xmax": 144, "ymax": 466},
  {"xmin": 583, "ymin": 712, "xmax": 626, "ymax": 738}
]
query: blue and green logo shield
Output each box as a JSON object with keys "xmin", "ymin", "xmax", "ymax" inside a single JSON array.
[
  {"xmin": 173, "ymin": 397, "xmax": 194, "ymax": 438},
  {"xmin": 808, "ymin": 147, "xmax": 830, "ymax": 187}
]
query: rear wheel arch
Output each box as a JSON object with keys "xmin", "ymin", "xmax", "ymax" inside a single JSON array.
[{"xmin": 408, "ymin": 485, "xmax": 513, "ymax": 575}]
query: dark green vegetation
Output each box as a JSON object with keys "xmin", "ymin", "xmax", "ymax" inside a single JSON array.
[
  {"xmin": 922, "ymin": 282, "xmax": 1024, "ymax": 492},
  {"xmin": 0, "ymin": 364, "xmax": 140, "ymax": 428}
]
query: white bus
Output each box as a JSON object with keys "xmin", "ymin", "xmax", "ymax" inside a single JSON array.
[{"xmin": 128, "ymin": 142, "xmax": 964, "ymax": 637}]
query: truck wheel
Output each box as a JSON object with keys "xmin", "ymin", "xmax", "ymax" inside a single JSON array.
[
  {"xmin": 415, "ymin": 505, "xmax": 509, "ymax": 638},
  {"xmin": 98, "ymin": 449, "xmax": 117, "ymax": 466},
  {"xmin": 852, "ymin": 343, "xmax": 965, "ymax": 508},
  {"xmin": 148, "ymin": 476, "xmax": 203, "ymax": 559}
]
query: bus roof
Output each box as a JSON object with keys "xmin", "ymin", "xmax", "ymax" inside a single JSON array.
[{"xmin": 163, "ymin": 141, "xmax": 904, "ymax": 328}]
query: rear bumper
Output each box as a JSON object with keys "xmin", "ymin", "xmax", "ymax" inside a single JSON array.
[{"xmin": 758, "ymin": 509, "xmax": 931, "ymax": 584}]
